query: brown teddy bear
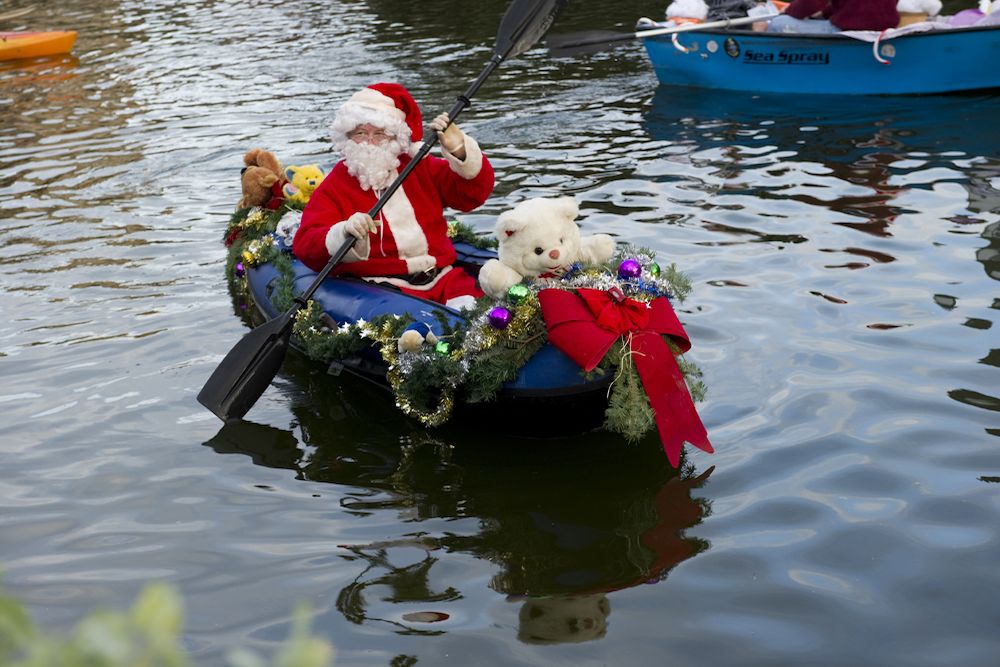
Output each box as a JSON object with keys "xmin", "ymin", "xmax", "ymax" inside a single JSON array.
[{"xmin": 237, "ymin": 148, "xmax": 287, "ymax": 210}]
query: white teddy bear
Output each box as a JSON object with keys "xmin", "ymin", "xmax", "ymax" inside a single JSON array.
[
  {"xmin": 477, "ymin": 196, "xmax": 616, "ymax": 299},
  {"xmin": 517, "ymin": 594, "xmax": 611, "ymax": 645}
]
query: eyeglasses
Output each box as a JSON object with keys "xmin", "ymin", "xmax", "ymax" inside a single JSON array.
[{"xmin": 347, "ymin": 128, "xmax": 395, "ymax": 145}]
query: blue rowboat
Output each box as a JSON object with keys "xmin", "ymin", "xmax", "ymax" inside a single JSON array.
[
  {"xmin": 642, "ymin": 24, "xmax": 1000, "ymax": 95},
  {"xmin": 243, "ymin": 239, "xmax": 612, "ymax": 434}
]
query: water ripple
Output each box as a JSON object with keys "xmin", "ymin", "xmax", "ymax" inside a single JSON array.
[{"xmin": 1, "ymin": 1, "xmax": 998, "ymax": 665}]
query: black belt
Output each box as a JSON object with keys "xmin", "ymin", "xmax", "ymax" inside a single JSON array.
[{"xmin": 390, "ymin": 265, "xmax": 441, "ymax": 286}]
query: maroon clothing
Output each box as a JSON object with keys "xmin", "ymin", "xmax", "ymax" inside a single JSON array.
[{"xmin": 784, "ymin": 0, "xmax": 899, "ymax": 31}]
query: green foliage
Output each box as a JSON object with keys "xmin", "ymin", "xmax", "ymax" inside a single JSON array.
[
  {"xmin": 603, "ymin": 341, "xmax": 656, "ymax": 442},
  {"xmin": 447, "ymin": 220, "xmax": 497, "ymax": 250},
  {"xmin": 224, "ymin": 208, "xmax": 287, "ymax": 280},
  {"xmin": 0, "ymin": 595, "xmax": 34, "ymax": 658},
  {"xmin": 0, "ymin": 582, "xmax": 334, "ymax": 667},
  {"xmin": 463, "ymin": 319, "xmax": 547, "ymax": 404},
  {"xmin": 397, "ymin": 354, "xmax": 466, "ymax": 413},
  {"xmin": 293, "ymin": 304, "xmax": 407, "ymax": 363},
  {"xmin": 222, "ymin": 207, "xmax": 709, "ymax": 445},
  {"xmin": 676, "ymin": 354, "xmax": 706, "ymax": 404},
  {"xmin": 657, "ymin": 262, "xmax": 691, "ymax": 301}
]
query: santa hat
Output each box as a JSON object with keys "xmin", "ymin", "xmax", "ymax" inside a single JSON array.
[{"xmin": 331, "ymin": 82, "xmax": 422, "ymax": 145}]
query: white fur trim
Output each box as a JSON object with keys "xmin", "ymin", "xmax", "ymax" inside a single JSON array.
[
  {"xmin": 442, "ymin": 134, "xmax": 483, "ymax": 180},
  {"xmin": 444, "ymin": 294, "xmax": 477, "ymax": 311},
  {"xmin": 404, "ymin": 254, "xmax": 436, "ymax": 274},
  {"xmin": 331, "ymin": 88, "xmax": 411, "ymax": 146},
  {"xmin": 397, "ymin": 329, "xmax": 425, "ymax": 353},
  {"xmin": 365, "ymin": 265, "xmax": 452, "ymax": 291},
  {"xmin": 351, "ymin": 88, "xmax": 404, "ymax": 118},
  {"xmin": 325, "ymin": 223, "xmax": 369, "ymax": 262},
  {"xmin": 380, "ymin": 183, "xmax": 428, "ymax": 257}
]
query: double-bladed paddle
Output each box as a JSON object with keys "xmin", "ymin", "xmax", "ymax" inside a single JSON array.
[
  {"xmin": 198, "ymin": 0, "xmax": 568, "ymax": 423},
  {"xmin": 547, "ymin": 13, "xmax": 777, "ymax": 58}
]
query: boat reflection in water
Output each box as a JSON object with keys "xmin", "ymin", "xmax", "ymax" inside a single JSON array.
[
  {"xmin": 640, "ymin": 86, "xmax": 1000, "ymax": 247},
  {"xmin": 642, "ymin": 86, "xmax": 1000, "ymax": 192},
  {"xmin": 205, "ymin": 374, "xmax": 714, "ymax": 644}
]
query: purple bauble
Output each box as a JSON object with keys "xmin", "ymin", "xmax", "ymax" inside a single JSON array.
[
  {"xmin": 618, "ymin": 258, "xmax": 642, "ymax": 280},
  {"xmin": 487, "ymin": 306, "xmax": 513, "ymax": 330},
  {"xmin": 235, "ymin": 261, "xmax": 246, "ymax": 277}
]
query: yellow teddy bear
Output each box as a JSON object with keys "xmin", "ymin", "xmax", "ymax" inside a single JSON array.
[{"xmin": 281, "ymin": 164, "xmax": 325, "ymax": 206}]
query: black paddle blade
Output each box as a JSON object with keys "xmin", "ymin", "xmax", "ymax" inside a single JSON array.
[
  {"xmin": 495, "ymin": 0, "xmax": 569, "ymax": 60},
  {"xmin": 546, "ymin": 29, "xmax": 636, "ymax": 58},
  {"xmin": 197, "ymin": 311, "xmax": 295, "ymax": 423}
]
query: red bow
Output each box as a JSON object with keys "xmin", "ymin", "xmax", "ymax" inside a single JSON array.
[{"xmin": 539, "ymin": 287, "xmax": 713, "ymax": 466}]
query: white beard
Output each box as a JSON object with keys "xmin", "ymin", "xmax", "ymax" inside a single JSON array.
[{"xmin": 341, "ymin": 140, "xmax": 403, "ymax": 192}]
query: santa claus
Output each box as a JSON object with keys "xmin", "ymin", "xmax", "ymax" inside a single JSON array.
[{"xmin": 292, "ymin": 82, "xmax": 495, "ymax": 310}]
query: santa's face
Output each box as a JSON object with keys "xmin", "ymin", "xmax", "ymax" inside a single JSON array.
[
  {"xmin": 347, "ymin": 123, "xmax": 395, "ymax": 146},
  {"xmin": 340, "ymin": 123, "xmax": 406, "ymax": 192}
]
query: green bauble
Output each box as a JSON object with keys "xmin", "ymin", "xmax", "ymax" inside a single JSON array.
[
  {"xmin": 507, "ymin": 284, "xmax": 530, "ymax": 304},
  {"xmin": 648, "ymin": 262, "xmax": 661, "ymax": 277},
  {"xmin": 435, "ymin": 340, "xmax": 451, "ymax": 356}
]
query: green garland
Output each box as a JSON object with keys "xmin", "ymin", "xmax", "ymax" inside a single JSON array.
[
  {"xmin": 224, "ymin": 207, "xmax": 706, "ymax": 441},
  {"xmin": 446, "ymin": 220, "xmax": 498, "ymax": 250}
]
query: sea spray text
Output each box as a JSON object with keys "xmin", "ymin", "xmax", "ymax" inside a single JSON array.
[{"xmin": 743, "ymin": 50, "xmax": 830, "ymax": 65}]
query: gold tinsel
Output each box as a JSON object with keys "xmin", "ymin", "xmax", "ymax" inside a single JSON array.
[
  {"xmin": 466, "ymin": 293, "xmax": 541, "ymax": 356},
  {"xmin": 371, "ymin": 317, "xmax": 457, "ymax": 427},
  {"xmin": 224, "ymin": 207, "xmax": 700, "ymax": 437},
  {"xmin": 240, "ymin": 236, "xmax": 275, "ymax": 267},
  {"xmin": 291, "ymin": 300, "xmax": 321, "ymax": 339}
]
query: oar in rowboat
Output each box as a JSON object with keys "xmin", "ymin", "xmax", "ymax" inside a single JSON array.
[{"xmin": 547, "ymin": 13, "xmax": 778, "ymax": 57}]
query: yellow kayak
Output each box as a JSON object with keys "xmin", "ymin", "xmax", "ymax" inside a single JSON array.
[{"xmin": 0, "ymin": 30, "xmax": 76, "ymax": 61}]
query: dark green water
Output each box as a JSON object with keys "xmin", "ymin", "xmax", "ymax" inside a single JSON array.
[{"xmin": 2, "ymin": 1, "xmax": 998, "ymax": 665}]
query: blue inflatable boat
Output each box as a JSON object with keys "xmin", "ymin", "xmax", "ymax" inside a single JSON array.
[{"xmin": 241, "ymin": 236, "xmax": 613, "ymax": 434}]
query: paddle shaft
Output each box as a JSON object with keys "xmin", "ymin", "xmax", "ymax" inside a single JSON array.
[
  {"xmin": 553, "ymin": 13, "xmax": 778, "ymax": 52},
  {"xmin": 197, "ymin": 0, "xmax": 565, "ymax": 423},
  {"xmin": 634, "ymin": 13, "xmax": 777, "ymax": 40},
  {"xmin": 633, "ymin": 14, "xmax": 777, "ymax": 39},
  {"xmin": 292, "ymin": 52, "xmax": 505, "ymax": 308}
]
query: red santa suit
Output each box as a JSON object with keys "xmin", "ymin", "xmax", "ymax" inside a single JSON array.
[{"xmin": 293, "ymin": 83, "xmax": 494, "ymax": 306}]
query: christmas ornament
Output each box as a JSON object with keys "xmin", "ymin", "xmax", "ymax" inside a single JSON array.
[
  {"xmin": 648, "ymin": 262, "xmax": 661, "ymax": 277},
  {"xmin": 435, "ymin": 340, "xmax": 450, "ymax": 356},
  {"xmin": 487, "ymin": 306, "xmax": 513, "ymax": 330},
  {"xmin": 507, "ymin": 284, "xmax": 529, "ymax": 304},
  {"xmin": 617, "ymin": 258, "xmax": 642, "ymax": 280},
  {"xmin": 235, "ymin": 261, "xmax": 245, "ymax": 277}
]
